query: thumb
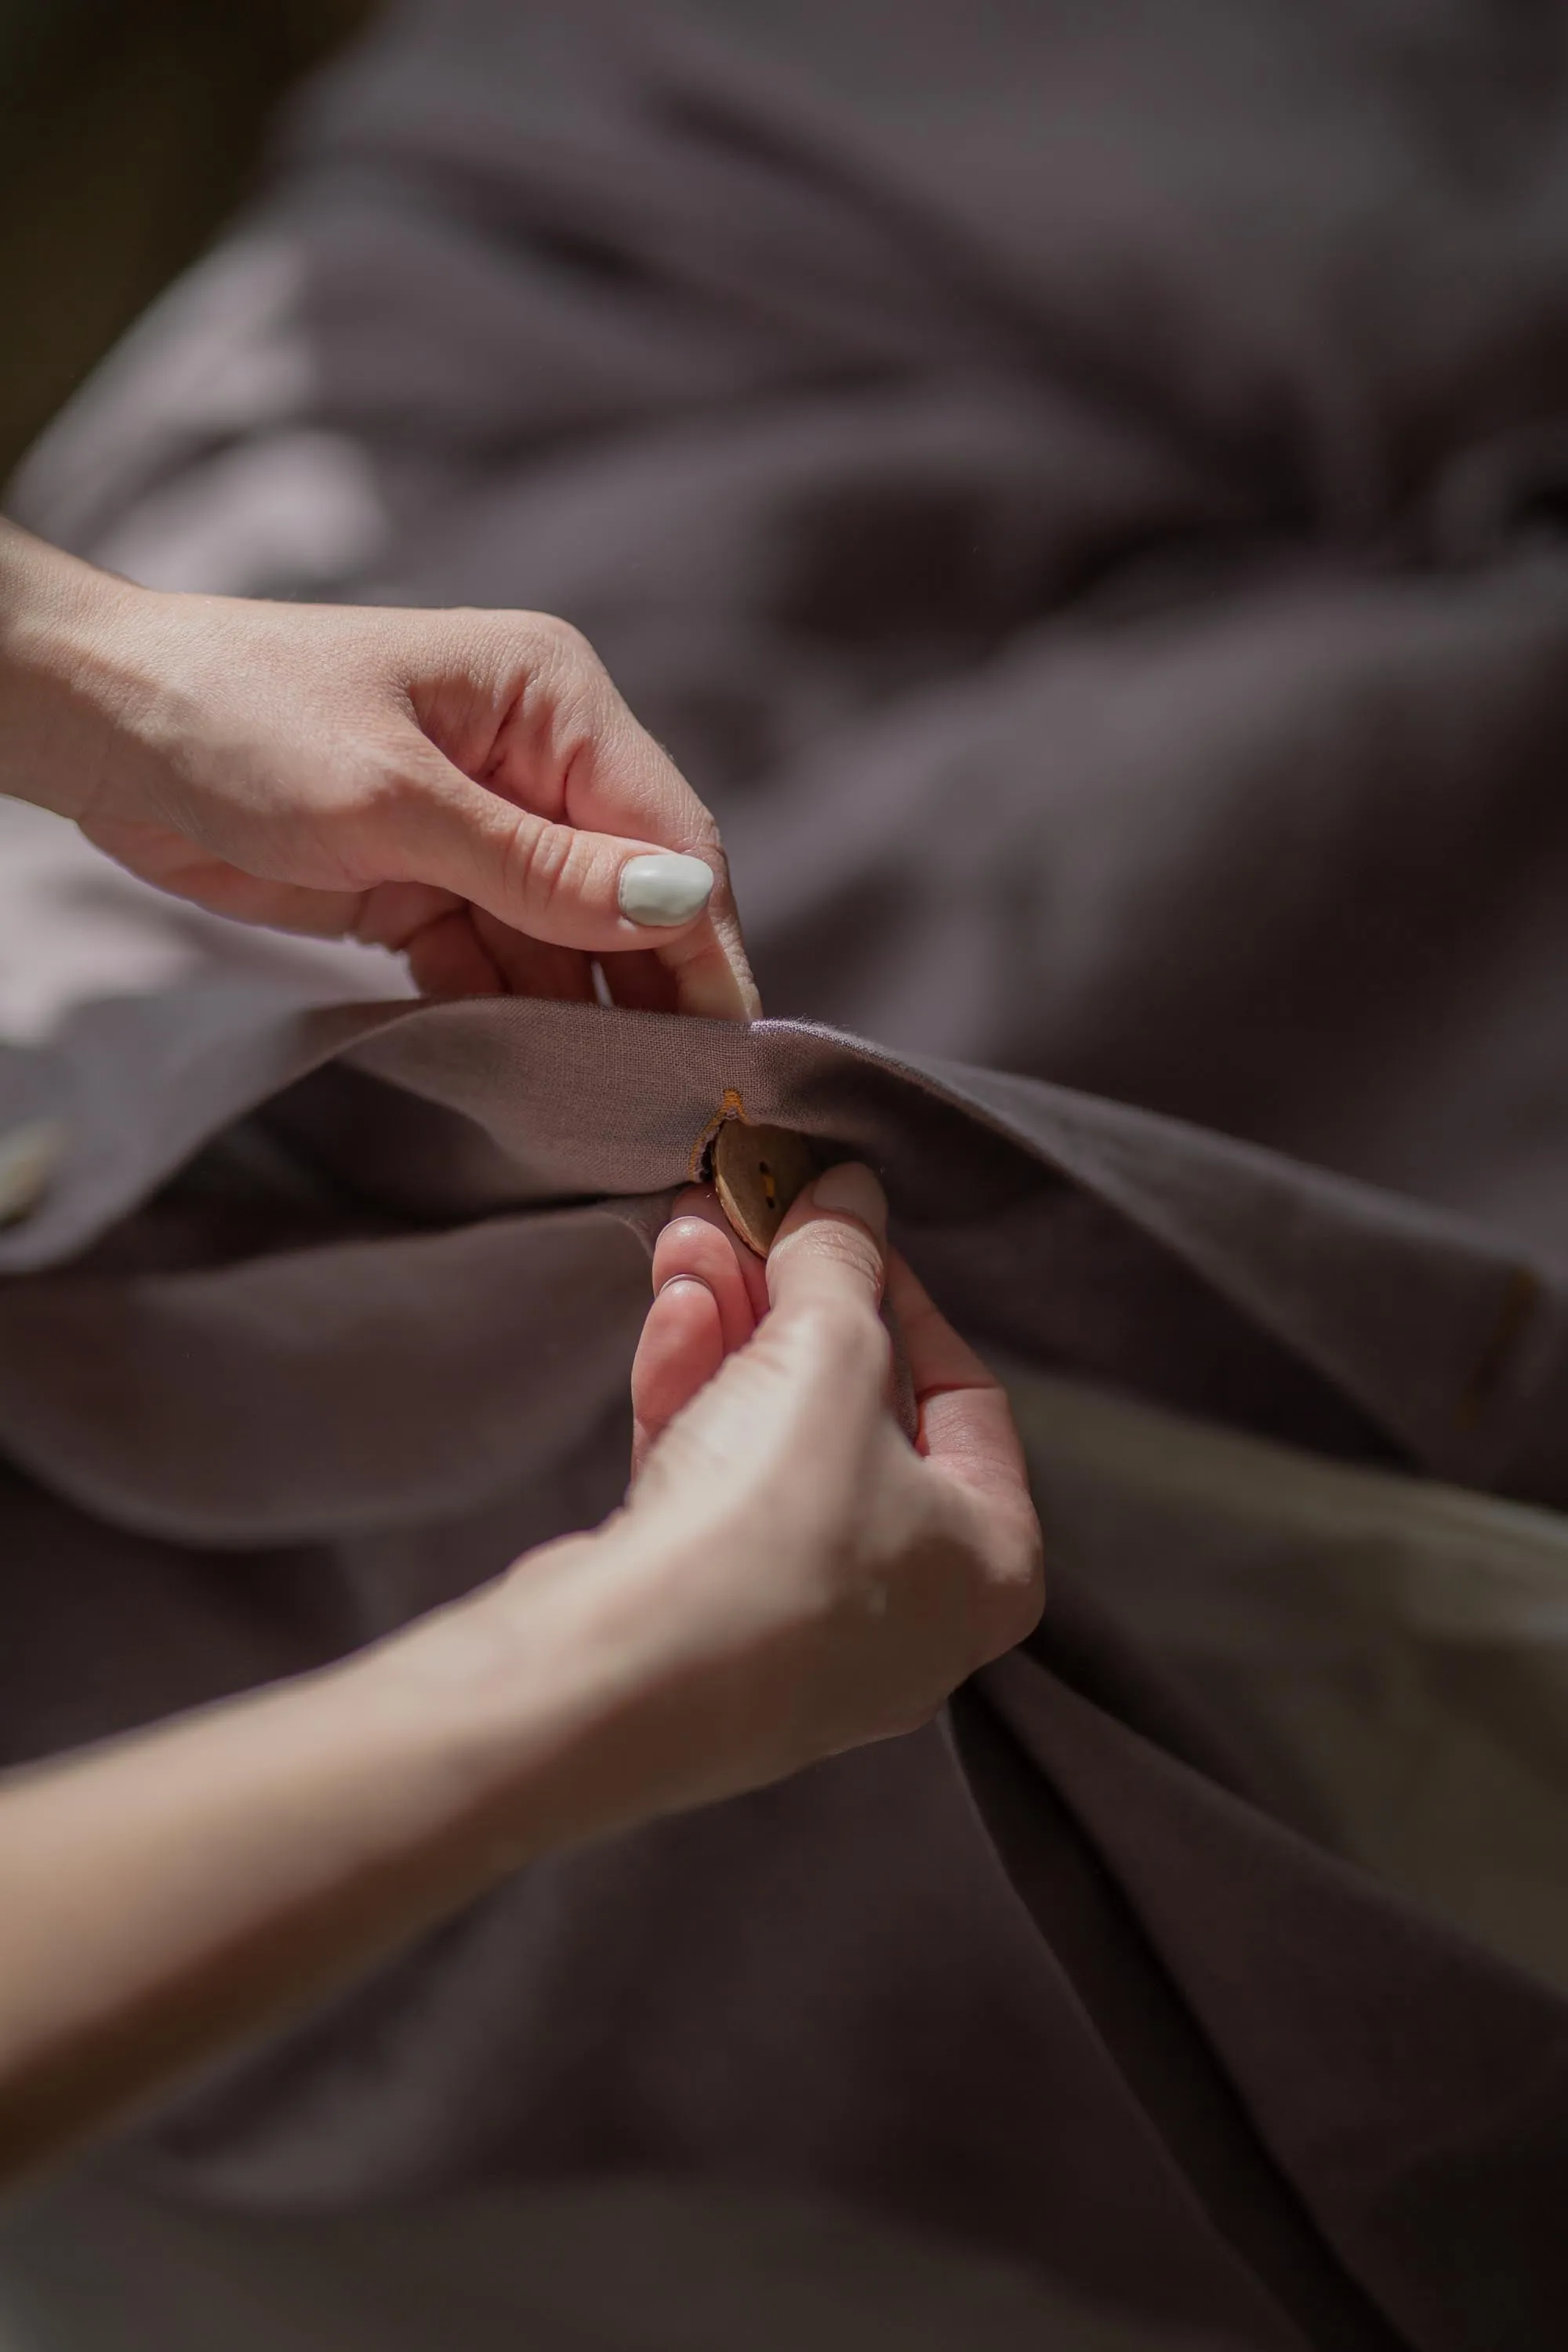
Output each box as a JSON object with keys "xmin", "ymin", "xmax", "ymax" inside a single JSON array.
[
  {"xmin": 383, "ymin": 757, "xmax": 755, "ymax": 1021},
  {"xmin": 765, "ymin": 1162, "xmax": 890, "ymax": 1323},
  {"xmin": 631, "ymin": 1162, "xmax": 894, "ymax": 1531},
  {"xmin": 410, "ymin": 768, "xmax": 713, "ymax": 943}
]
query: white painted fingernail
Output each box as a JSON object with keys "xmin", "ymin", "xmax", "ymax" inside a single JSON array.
[
  {"xmin": 811, "ymin": 1161, "xmax": 887, "ymax": 1239},
  {"xmin": 619, "ymin": 853, "xmax": 714, "ymax": 927}
]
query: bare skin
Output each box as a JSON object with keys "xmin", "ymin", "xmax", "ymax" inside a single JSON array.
[
  {"xmin": 0, "ymin": 525, "xmax": 1042, "ymax": 2187},
  {"xmin": 0, "ymin": 1169, "xmax": 1043, "ymax": 2187},
  {"xmin": 0, "ymin": 518, "xmax": 757, "ymax": 1018}
]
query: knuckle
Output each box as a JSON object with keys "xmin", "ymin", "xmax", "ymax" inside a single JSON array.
[
  {"xmin": 975, "ymin": 1519, "xmax": 1047, "ymax": 1661},
  {"xmin": 433, "ymin": 604, "xmax": 488, "ymax": 641},
  {"xmin": 333, "ymin": 752, "xmax": 443, "ymax": 848},
  {"xmin": 791, "ymin": 1215, "xmax": 885, "ymax": 1289},
  {"xmin": 797, "ymin": 1296, "xmax": 891, "ymax": 1385},
  {"xmin": 525, "ymin": 612, "xmax": 601, "ymax": 683},
  {"xmin": 501, "ymin": 812, "xmax": 576, "ymax": 911},
  {"xmin": 678, "ymin": 801, "xmax": 725, "ymax": 856}
]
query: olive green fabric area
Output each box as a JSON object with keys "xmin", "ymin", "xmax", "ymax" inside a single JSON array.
[{"xmin": 1006, "ymin": 1368, "xmax": 1568, "ymax": 2002}]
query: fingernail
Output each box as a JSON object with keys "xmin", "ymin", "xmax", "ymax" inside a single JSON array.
[
  {"xmin": 655, "ymin": 1271, "xmax": 714, "ymax": 1303},
  {"xmin": 619, "ymin": 853, "xmax": 714, "ymax": 927},
  {"xmin": 811, "ymin": 1161, "xmax": 887, "ymax": 1238}
]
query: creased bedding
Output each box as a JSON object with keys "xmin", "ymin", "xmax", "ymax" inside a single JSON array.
[{"xmin": 7, "ymin": 2, "xmax": 1568, "ymax": 2346}]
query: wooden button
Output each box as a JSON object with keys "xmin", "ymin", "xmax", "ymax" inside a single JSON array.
[{"xmin": 713, "ymin": 1120, "xmax": 819, "ymax": 1257}]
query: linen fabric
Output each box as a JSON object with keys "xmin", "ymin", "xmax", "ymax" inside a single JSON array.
[
  {"xmin": 2, "ymin": 811, "xmax": 1566, "ymax": 2352},
  {"xmin": 6, "ymin": 2, "xmax": 1568, "ymax": 2346}
]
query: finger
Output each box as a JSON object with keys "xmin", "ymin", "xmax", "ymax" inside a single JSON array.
[
  {"xmin": 387, "ymin": 766, "xmax": 711, "ymax": 947},
  {"xmin": 474, "ymin": 623, "xmax": 760, "ymax": 1022},
  {"xmin": 468, "ymin": 909, "xmax": 596, "ymax": 1003},
  {"xmin": 402, "ymin": 909, "xmax": 506, "ymax": 998},
  {"xmin": 596, "ymin": 907, "xmax": 760, "ymax": 1025},
  {"xmin": 630, "ymin": 1276, "xmax": 726, "ymax": 1475},
  {"xmin": 765, "ymin": 1162, "xmax": 889, "ymax": 1323},
  {"xmin": 661, "ymin": 1184, "xmax": 771, "ymax": 1324},
  {"xmin": 884, "ymin": 1250, "xmax": 999, "ymax": 1400},
  {"xmin": 883, "ymin": 1252, "xmax": 1044, "ymax": 1648},
  {"xmin": 769, "ymin": 1163, "xmax": 912, "ymax": 1437},
  {"xmin": 599, "ymin": 948, "xmax": 678, "ymax": 1014},
  {"xmin": 81, "ymin": 827, "xmax": 492, "ymax": 977},
  {"xmin": 651, "ymin": 1193, "xmax": 765, "ymax": 1352},
  {"xmin": 365, "ymin": 886, "xmax": 592, "ymax": 1001},
  {"xmin": 880, "ymin": 1293, "xmax": 921, "ymax": 1445},
  {"xmin": 884, "ymin": 1251, "xmax": 1033, "ymax": 1498},
  {"xmin": 637, "ymin": 866, "xmax": 759, "ymax": 1024},
  {"xmin": 77, "ymin": 817, "xmax": 397, "ymax": 939},
  {"xmin": 631, "ymin": 1189, "xmax": 768, "ymax": 1476},
  {"xmin": 401, "ymin": 779, "xmax": 753, "ymax": 1019}
]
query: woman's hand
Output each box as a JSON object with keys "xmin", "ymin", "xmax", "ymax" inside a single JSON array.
[
  {"xmin": 0, "ymin": 1165, "xmax": 1038, "ymax": 2183},
  {"xmin": 0, "ymin": 521, "xmax": 756, "ymax": 1018},
  {"xmin": 601, "ymin": 1162, "xmax": 1045, "ymax": 1806}
]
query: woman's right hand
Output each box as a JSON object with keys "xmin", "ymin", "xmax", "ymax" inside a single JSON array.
[
  {"xmin": 0, "ymin": 1164, "xmax": 1040, "ymax": 2186},
  {"xmin": 566, "ymin": 1161, "xmax": 1045, "ymax": 1816}
]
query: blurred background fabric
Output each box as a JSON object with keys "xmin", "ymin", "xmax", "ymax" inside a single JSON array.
[{"xmin": 0, "ymin": 0, "xmax": 375, "ymax": 483}]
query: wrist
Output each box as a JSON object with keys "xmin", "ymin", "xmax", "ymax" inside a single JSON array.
[
  {"xmin": 350, "ymin": 1526, "xmax": 662, "ymax": 1866},
  {"xmin": 0, "ymin": 521, "xmax": 149, "ymax": 822},
  {"xmin": 358, "ymin": 1516, "xmax": 745, "ymax": 1871}
]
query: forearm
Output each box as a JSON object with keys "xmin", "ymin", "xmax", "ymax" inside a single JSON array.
[
  {"xmin": 0, "ymin": 1526, "xmax": 672, "ymax": 2187},
  {"xmin": 0, "ymin": 1174, "xmax": 1039, "ymax": 2190},
  {"xmin": 0, "ymin": 518, "xmax": 136, "ymax": 821}
]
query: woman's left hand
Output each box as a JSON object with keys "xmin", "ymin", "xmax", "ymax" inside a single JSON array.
[{"xmin": 0, "ymin": 521, "xmax": 757, "ymax": 1018}]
